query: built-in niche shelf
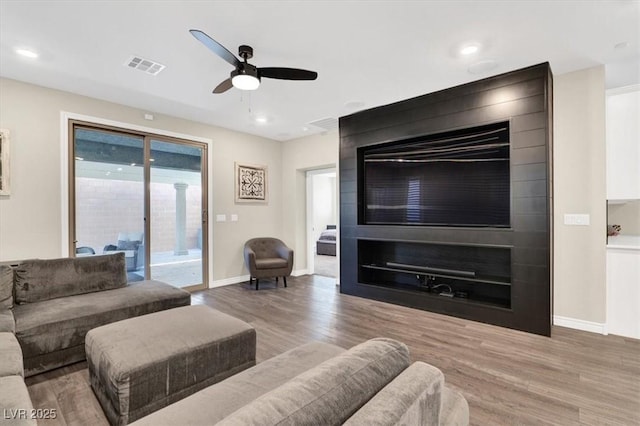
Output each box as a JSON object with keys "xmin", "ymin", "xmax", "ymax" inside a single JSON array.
[{"xmin": 358, "ymin": 239, "xmax": 512, "ymax": 310}]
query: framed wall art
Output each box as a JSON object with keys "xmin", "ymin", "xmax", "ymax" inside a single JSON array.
[
  {"xmin": 235, "ymin": 162, "xmax": 267, "ymax": 203},
  {"xmin": 0, "ymin": 129, "xmax": 10, "ymax": 196}
]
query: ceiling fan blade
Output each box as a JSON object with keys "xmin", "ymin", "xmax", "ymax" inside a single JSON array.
[
  {"xmin": 190, "ymin": 29, "xmax": 240, "ymax": 68},
  {"xmin": 259, "ymin": 67, "xmax": 318, "ymax": 80},
  {"xmin": 213, "ymin": 78, "xmax": 233, "ymax": 94}
]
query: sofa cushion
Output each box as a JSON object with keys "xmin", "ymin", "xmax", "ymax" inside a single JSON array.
[
  {"xmin": 0, "ymin": 310, "xmax": 15, "ymax": 333},
  {"xmin": 117, "ymin": 240, "xmax": 141, "ymax": 251},
  {"xmin": 255, "ymin": 258, "xmax": 288, "ymax": 269},
  {"xmin": 218, "ymin": 338, "xmax": 410, "ymax": 426},
  {"xmin": 0, "ymin": 265, "xmax": 13, "ymax": 310},
  {"xmin": 13, "ymin": 280, "xmax": 190, "ymax": 365},
  {"xmin": 249, "ymin": 238, "xmax": 284, "ymax": 259},
  {"xmin": 440, "ymin": 386, "xmax": 470, "ymax": 426},
  {"xmin": 0, "ymin": 376, "xmax": 36, "ymax": 426},
  {"xmin": 117, "ymin": 232, "xmax": 143, "ymax": 243},
  {"xmin": 14, "ymin": 254, "xmax": 127, "ymax": 304},
  {"xmin": 0, "ymin": 333, "xmax": 23, "ymax": 377},
  {"xmin": 130, "ymin": 341, "xmax": 346, "ymax": 426},
  {"xmin": 343, "ymin": 361, "xmax": 444, "ymax": 426}
]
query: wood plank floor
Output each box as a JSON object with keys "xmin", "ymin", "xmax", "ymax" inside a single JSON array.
[{"xmin": 26, "ymin": 275, "xmax": 640, "ymax": 425}]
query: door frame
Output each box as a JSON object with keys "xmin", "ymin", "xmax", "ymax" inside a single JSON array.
[
  {"xmin": 61, "ymin": 112, "xmax": 212, "ymax": 290},
  {"xmin": 305, "ymin": 167, "xmax": 338, "ymax": 278}
]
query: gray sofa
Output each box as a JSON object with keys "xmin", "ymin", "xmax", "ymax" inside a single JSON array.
[
  {"xmin": 131, "ymin": 338, "xmax": 469, "ymax": 425},
  {"xmin": 8, "ymin": 254, "xmax": 191, "ymax": 376},
  {"xmin": 0, "ymin": 253, "xmax": 191, "ymax": 423},
  {"xmin": 0, "ymin": 261, "xmax": 36, "ymax": 425}
]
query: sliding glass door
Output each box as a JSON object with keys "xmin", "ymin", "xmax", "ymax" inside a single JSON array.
[
  {"xmin": 70, "ymin": 123, "xmax": 208, "ymax": 291},
  {"xmin": 148, "ymin": 139, "xmax": 205, "ymax": 288}
]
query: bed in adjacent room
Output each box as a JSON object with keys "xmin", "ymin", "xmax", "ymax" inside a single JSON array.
[{"xmin": 316, "ymin": 225, "xmax": 336, "ymax": 256}]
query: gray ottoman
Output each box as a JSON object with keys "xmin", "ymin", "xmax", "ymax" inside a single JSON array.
[{"xmin": 86, "ymin": 305, "xmax": 256, "ymax": 425}]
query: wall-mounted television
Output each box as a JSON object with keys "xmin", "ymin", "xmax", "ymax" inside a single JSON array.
[{"xmin": 360, "ymin": 121, "xmax": 511, "ymax": 227}]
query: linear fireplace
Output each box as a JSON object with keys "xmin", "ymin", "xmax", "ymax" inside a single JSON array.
[{"xmin": 358, "ymin": 240, "xmax": 512, "ymax": 309}]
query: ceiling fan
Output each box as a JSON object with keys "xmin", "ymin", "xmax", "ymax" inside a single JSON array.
[{"xmin": 190, "ymin": 29, "xmax": 318, "ymax": 93}]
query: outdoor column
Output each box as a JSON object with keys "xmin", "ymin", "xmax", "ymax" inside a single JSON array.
[{"xmin": 174, "ymin": 182, "xmax": 189, "ymax": 255}]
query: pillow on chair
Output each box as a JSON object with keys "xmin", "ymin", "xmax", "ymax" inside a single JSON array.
[
  {"xmin": 117, "ymin": 240, "xmax": 140, "ymax": 251},
  {"xmin": 116, "ymin": 232, "xmax": 143, "ymax": 251}
]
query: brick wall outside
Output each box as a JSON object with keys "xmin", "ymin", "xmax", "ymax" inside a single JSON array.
[{"xmin": 76, "ymin": 177, "xmax": 202, "ymax": 254}]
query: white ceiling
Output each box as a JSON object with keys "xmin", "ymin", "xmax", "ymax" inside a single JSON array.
[{"xmin": 1, "ymin": 1, "xmax": 638, "ymax": 141}]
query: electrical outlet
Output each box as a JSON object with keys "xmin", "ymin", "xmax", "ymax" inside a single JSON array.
[{"xmin": 564, "ymin": 213, "xmax": 590, "ymax": 226}]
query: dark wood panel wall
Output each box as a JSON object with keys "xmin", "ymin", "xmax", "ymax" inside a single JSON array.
[{"xmin": 339, "ymin": 63, "xmax": 553, "ymax": 335}]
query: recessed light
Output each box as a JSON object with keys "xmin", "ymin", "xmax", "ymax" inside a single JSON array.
[
  {"xmin": 15, "ymin": 48, "xmax": 38, "ymax": 59},
  {"xmin": 460, "ymin": 44, "xmax": 479, "ymax": 55},
  {"xmin": 117, "ymin": 167, "xmax": 123, "ymax": 171},
  {"xmin": 255, "ymin": 116, "xmax": 268, "ymax": 124},
  {"xmin": 149, "ymin": 158, "xmax": 155, "ymax": 162},
  {"xmin": 130, "ymin": 163, "xmax": 136, "ymax": 166}
]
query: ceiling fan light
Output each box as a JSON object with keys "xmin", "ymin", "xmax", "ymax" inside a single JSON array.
[{"xmin": 232, "ymin": 74, "xmax": 260, "ymax": 90}]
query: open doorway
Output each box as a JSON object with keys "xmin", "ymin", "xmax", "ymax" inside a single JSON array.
[{"xmin": 306, "ymin": 168, "xmax": 338, "ymax": 279}]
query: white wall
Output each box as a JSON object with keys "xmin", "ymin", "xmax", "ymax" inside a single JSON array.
[
  {"xmin": 553, "ymin": 66, "xmax": 607, "ymax": 325},
  {"xmin": 0, "ymin": 78, "xmax": 283, "ymax": 284},
  {"xmin": 281, "ymin": 132, "xmax": 339, "ymax": 272}
]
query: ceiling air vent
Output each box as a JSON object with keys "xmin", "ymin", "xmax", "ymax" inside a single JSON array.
[
  {"xmin": 308, "ymin": 117, "xmax": 338, "ymax": 132},
  {"xmin": 125, "ymin": 56, "xmax": 166, "ymax": 76}
]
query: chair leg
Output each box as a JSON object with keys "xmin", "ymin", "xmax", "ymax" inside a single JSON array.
[
  {"xmin": 283, "ymin": 276, "xmax": 287, "ymax": 288},
  {"xmin": 276, "ymin": 277, "xmax": 279, "ymax": 286},
  {"xmin": 255, "ymin": 278, "xmax": 259, "ymax": 290},
  {"xmin": 249, "ymin": 276, "xmax": 253, "ymax": 285}
]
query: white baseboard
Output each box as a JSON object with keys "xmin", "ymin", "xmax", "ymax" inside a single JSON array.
[
  {"xmin": 210, "ymin": 274, "xmax": 250, "ymax": 289},
  {"xmin": 292, "ymin": 269, "xmax": 309, "ymax": 277},
  {"xmin": 210, "ymin": 271, "xmax": 309, "ymax": 288},
  {"xmin": 553, "ymin": 315, "xmax": 607, "ymax": 335}
]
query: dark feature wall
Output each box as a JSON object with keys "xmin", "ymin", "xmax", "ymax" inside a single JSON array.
[{"xmin": 339, "ymin": 63, "xmax": 553, "ymax": 336}]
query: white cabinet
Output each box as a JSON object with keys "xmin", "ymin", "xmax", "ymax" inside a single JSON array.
[
  {"xmin": 606, "ymin": 243, "xmax": 640, "ymax": 339},
  {"xmin": 606, "ymin": 87, "xmax": 640, "ymax": 200}
]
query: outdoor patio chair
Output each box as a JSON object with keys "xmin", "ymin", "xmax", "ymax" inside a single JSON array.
[{"xmin": 104, "ymin": 232, "xmax": 144, "ymax": 272}]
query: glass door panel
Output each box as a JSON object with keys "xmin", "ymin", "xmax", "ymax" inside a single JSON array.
[
  {"xmin": 149, "ymin": 139, "xmax": 206, "ymax": 289},
  {"xmin": 73, "ymin": 127, "xmax": 145, "ymax": 282}
]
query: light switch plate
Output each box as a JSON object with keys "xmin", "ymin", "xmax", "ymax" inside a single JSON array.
[
  {"xmin": 564, "ymin": 213, "xmax": 590, "ymax": 226},
  {"xmin": 216, "ymin": 214, "xmax": 226, "ymax": 222},
  {"xmin": 231, "ymin": 214, "xmax": 238, "ymax": 222}
]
